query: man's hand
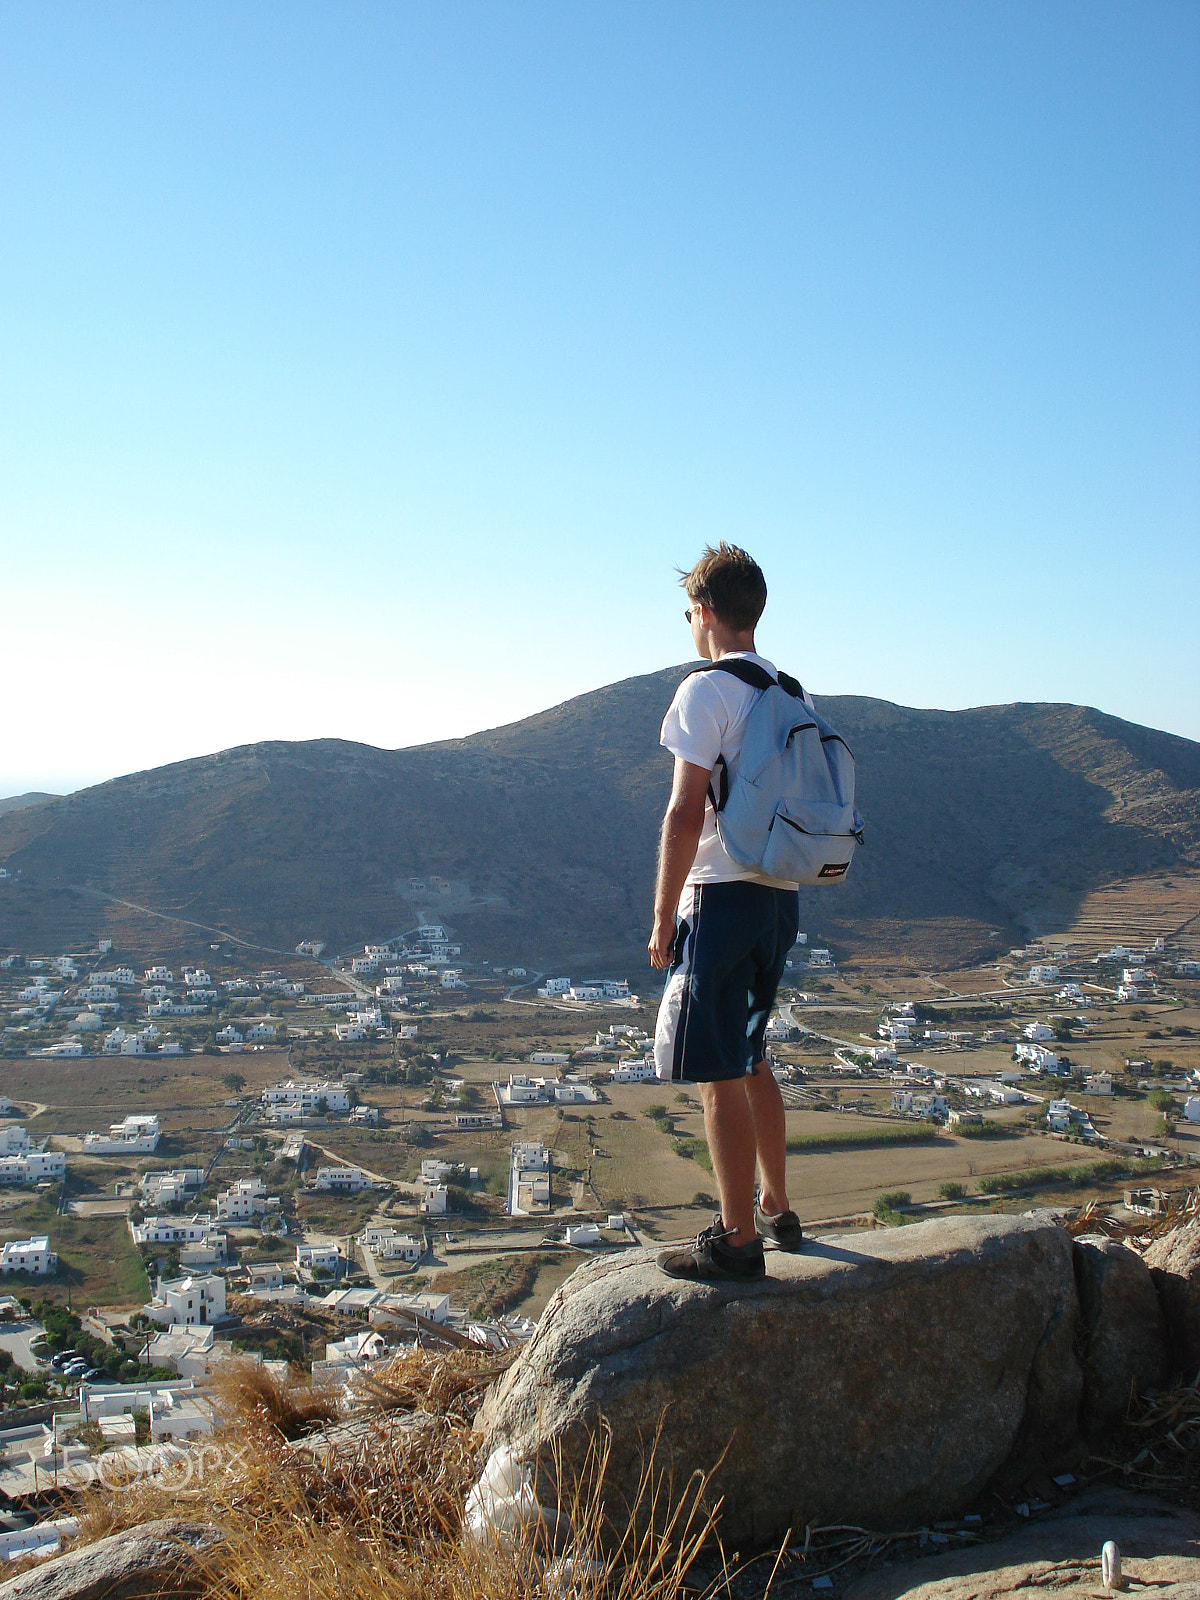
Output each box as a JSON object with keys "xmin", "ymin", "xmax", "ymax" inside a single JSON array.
[
  {"xmin": 648, "ymin": 914, "xmax": 676, "ymax": 970},
  {"xmin": 648, "ymin": 757, "xmax": 709, "ymax": 968}
]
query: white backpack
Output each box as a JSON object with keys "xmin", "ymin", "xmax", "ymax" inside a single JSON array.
[{"xmin": 691, "ymin": 660, "xmax": 864, "ymax": 886}]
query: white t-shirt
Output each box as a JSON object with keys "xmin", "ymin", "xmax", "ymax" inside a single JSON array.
[{"xmin": 660, "ymin": 651, "xmax": 805, "ymax": 896}]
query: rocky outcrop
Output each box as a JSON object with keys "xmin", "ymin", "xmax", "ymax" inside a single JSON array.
[
  {"xmin": 1143, "ymin": 1222, "xmax": 1200, "ymax": 1379},
  {"xmin": 1073, "ymin": 1234, "xmax": 1169, "ymax": 1428},
  {"xmin": 476, "ymin": 1213, "xmax": 1082, "ymax": 1548},
  {"xmin": 0, "ymin": 1519, "xmax": 220, "ymax": 1600},
  {"xmin": 841, "ymin": 1487, "xmax": 1200, "ymax": 1600}
]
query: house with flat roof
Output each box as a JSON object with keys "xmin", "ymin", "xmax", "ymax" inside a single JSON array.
[
  {"xmin": 0, "ymin": 1237, "xmax": 56, "ymax": 1275},
  {"xmin": 83, "ymin": 1114, "xmax": 160, "ymax": 1154},
  {"xmin": 144, "ymin": 1273, "xmax": 226, "ymax": 1327}
]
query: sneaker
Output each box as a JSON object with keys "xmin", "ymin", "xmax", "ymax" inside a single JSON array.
[
  {"xmin": 754, "ymin": 1198, "xmax": 804, "ymax": 1251},
  {"xmin": 658, "ymin": 1217, "xmax": 765, "ymax": 1282}
]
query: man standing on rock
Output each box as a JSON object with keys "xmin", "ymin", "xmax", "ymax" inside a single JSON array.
[{"xmin": 648, "ymin": 542, "xmax": 806, "ymax": 1282}]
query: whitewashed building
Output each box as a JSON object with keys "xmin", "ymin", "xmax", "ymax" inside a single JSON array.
[
  {"xmin": 82, "ymin": 1115, "xmax": 160, "ymax": 1154},
  {"xmin": 0, "ymin": 1151, "xmax": 66, "ymax": 1185},
  {"xmin": 362, "ymin": 1229, "xmax": 422, "ymax": 1263},
  {"xmin": 314, "ymin": 1165, "xmax": 370, "ymax": 1193},
  {"xmin": 262, "ymin": 1080, "xmax": 351, "ymax": 1115},
  {"xmin": 132, "ymin": 1215, "xmax": 216, "ymax": 1247},
  {"xmin": 564, "ymin": 1223, "xmax": 601, "ymax": 1246},
  {"xmin": 296, "ymin": 1243, "xmax": 341, "ymax": 1274},
  {"xmin": 144, "ymin": 1274, "xmax": 226, "ymax": 1327},
  {"xmin": 0, "ymin": 1237, "xmax": 56, "ymax": 1275},
  {"xmin": 609, "ymin": 1059, "xmax": 655, "ymax": 1082},
  {"xmin": 1047, "ymin": 1099, "xmax": 1073, "ymax": 1133},
  {"xmin": 141, "ymin": 1169, "xmax": 204, "ymax": 1205},
  {"xmin": 216, "ymin": 1177, "xmax": 275, "ymax": 1221}
]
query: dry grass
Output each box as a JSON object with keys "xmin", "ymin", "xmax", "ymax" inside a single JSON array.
[
  {"xmin": 350, "ymin": 1344, "xmax": 521, "ymax": 1419},
  {"xmin": 207, "ymin": 1355, "xmax": 342, "ymax": 1439},
  {"xmin": 72, "ymin": 1345, "xmax": 723, "ymax": 1600},
  {"xmin": 1063, "ymin": 1186, "xmax": 1200, "ymax": 1245}
]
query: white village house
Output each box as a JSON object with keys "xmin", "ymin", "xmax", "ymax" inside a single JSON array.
[
  {"xmin": 0, "ymin": 1237, "xmax": 56, "ymax": 1276},
  {"xmin": 82, "ymin": 1115, "xmax": 160, "ymax": 1154},
  {"xmin": 216, "ymin": 1177, "xmax": 278, "ymax": 1222},
  {"xmin": 262, "ymin": 1080, "xmax": 352, "ymax": 1115},
  {"xmin": 144, "ymin": 1273, "xmax": 226, "ymax": 1327}
]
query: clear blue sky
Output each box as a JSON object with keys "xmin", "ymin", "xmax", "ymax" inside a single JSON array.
[{"xmin": 2, "ymin": 3, "xmax": 1197, "ymax": 794}]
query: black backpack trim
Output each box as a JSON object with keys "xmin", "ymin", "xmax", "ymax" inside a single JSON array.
[{"xmin": 685, "ymin": 659, "xmax": 806, "ymax": 701}]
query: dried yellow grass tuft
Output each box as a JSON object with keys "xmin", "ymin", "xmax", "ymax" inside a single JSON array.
[{"xmin": 74, "ymin": 1345, "xmax": 721, "ymax": 1599}]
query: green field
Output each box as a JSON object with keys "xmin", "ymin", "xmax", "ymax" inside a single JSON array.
[
  {"xmin": 785, "ymin": 1122, "xmax": 941, "ymax": 1155},
  {"xmin": 1, "ymin": 1197, "xmax": 150, "ymax": 1307}
]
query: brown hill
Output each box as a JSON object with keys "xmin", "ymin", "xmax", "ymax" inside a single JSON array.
[
  {"xmin": 1, "ymin": 668, "xmax": 1197, "ymax": 968},
  {"xmin": 0, "ymin": 792, "xmax": 61, "ymax": 818}
]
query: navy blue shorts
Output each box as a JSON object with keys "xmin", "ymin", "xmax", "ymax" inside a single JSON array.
[{"xmin": 653, "ymin": 881, "xmax": 800, "ymax": 1083}]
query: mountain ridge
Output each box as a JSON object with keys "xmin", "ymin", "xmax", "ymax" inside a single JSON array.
[{"xmin": 1, "ymin": 667, "xmax": 1197, "ymax": 967}]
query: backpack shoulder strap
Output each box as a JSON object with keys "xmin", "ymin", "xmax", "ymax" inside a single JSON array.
[
  {"xmin": 686, "ymin": 659, "xmax": 806, "ymax": 700},
  {"xmin": 681, "ymin": 659, "xmax": 805, "ymax": 813}
]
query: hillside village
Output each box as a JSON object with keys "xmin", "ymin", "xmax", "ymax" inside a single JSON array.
[{"xmin": 0, "ymin": 905, "xmax": 1196, "ymax": 1561}]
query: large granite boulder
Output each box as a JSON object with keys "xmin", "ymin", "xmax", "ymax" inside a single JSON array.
[
  {"xmin": 1143, "ymin": 1222, "xmax": 1200, "ymax": 1379},
  {"xmin": 1073, "ymin": 1234, "xmax": 1169, "ymax": 1429},
  {"xmin": 476, "ymin": 1214, "xmax": 1082, "ymax": 1547}
]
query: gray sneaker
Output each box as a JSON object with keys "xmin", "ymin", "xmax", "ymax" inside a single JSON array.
[
  {"xmin": 754, "ymin": 1198, "xmax": 804, "ymax": 1251},
  {"xmin": 658, "ymin": 1217, "xmax": 765, "ymax": 1282}
]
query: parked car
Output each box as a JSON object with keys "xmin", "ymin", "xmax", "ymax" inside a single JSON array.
[
  {"xmin": 63, "ymin": 1360, "xmax": 88, "ymax": 1377},
  {"xmin": 83, "ymin": 1368, "xmax": 107, "ymax": 1382}
]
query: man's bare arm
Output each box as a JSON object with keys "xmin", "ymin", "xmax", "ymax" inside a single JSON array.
[{"xmin": 648, "ymin": 758, "xmax": 711, "ymax": 969}]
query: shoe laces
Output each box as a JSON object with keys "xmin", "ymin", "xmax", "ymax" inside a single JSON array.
[{"xmin": 697, "ymin": 1217, "xmax": 737, "ymax": 1249}]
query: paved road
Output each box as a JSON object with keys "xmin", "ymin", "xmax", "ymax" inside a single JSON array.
[
  {"xmin": 71, "ymin": 885, "xmax": 291, "ymax": 956},
  {"xmin": 0, "ymin": 1320, "xmax": 48, "ymax": 1373},
  {"xmin": 302, "ymin": 1137, "xmax": 393, "ymax": 1189},
  {"xmin": 779, "ymin": 1002, "xmax": 862, "ymax": 1051}
]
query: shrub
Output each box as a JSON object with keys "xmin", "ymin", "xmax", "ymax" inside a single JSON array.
[
  {"xmin": 674, "ymin": 1139, "xmax": 713, "ymax": 1173},
  {"xmin": 976, "ymin": 1154, "xmax": 1163, "ymax": 1195},
  {"xmin": 938, "ymin": 1182, "xmax": 966, "ymax": 1200},
  {"xmin": 786, "ymin": 1124, "xmax": 937, "ymax": 1154},
  {"xmin": 872, "ymin": 1191, "xmax": 912, "ymax": 1226},
  {"xmin": 953, "ymin": 1119, "xmax": 1010, "ymax": 1140}
]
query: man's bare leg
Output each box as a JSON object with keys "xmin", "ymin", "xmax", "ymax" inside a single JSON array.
[
  {"xmin": 745, "ymin": 1060, "xmax": 790, "ymax": 1217},
  {"xmin": 699, "ymin": 1079, "xmax": 758, "ymax": 1246}
]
